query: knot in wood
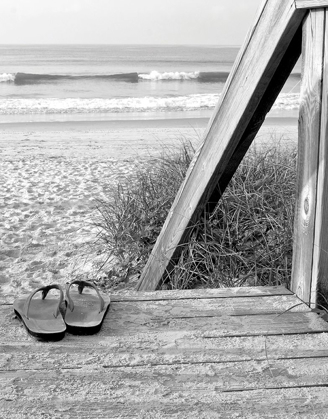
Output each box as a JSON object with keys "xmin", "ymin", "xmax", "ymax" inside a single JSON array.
[{"xmin": 304, "ymin": 197, "xmax": 309, "ymax": 214}]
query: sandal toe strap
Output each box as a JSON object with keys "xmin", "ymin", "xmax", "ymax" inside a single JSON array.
[
  {"xmin": 23, "ymin": 284, "xmax": 64, "ymax": 320},
  {"xmin": 66, "ymin": 280, "xmax": 105, "ymax": 313}
]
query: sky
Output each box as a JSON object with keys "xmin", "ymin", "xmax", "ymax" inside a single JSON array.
[{"xmin": 0, "ymin": 0, "xmax": 264, "ymax": 45}]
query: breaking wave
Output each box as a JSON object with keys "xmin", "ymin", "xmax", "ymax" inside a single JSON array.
[
  {"xmin": 138, "ymin": 71, "xmax": 230, "ymax": 82},
  {"xmin": 0, "ymin": 70, "xmax": 238, "ymax": 85},
  {"xmin": 0, "ymin": 93, "xmax": 300, "ymax": 115},
  {"xmin": 0, "ymin": 73, "xmax": 16, "ymax": 83}
]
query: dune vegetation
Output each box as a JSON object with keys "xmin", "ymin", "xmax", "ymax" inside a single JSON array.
[{"xmin": 93, "ymin": 138, "xmax": 297, "ymax": 291}]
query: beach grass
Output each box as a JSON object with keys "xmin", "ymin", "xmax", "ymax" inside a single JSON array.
[{"xmin": 93, "ymin": 137, "xmax": 297, "ymax": 291}]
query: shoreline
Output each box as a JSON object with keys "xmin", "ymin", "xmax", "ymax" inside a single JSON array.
[
  {"xmin": 0, "ymin": 115, "xmax": 298, "ymax": 161},
  {"xmin": 0, "ymin": 115, "xmax": 297, "ymax": 131}
]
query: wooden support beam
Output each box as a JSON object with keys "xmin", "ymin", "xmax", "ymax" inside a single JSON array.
[
  {"xmin": 291, "ymin": 9, "xmax": 325, "ymax": 305},
  {"xmin": 295, "ymin": 0, "xmax": 328, "ymax": 9},
  {"xmin": 137, "ymin": 0, "xmax": 306, "ymax": 291},
  {"xmin": 311, "ymin": 9, "xmax": 328, "ymax": 307}
]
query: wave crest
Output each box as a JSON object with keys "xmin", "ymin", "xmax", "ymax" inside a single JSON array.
[
  {"xmin": 0, "ymin": 70, "xmax": 235, "ymax": 85},
  {"xmin": 0, "ymin": 73, "xmax": 15, "ymax": 83},
  {"xmin": 138, "ymin": 71, "xmax": 200, "ymax": 81},
  {"xmin": 0, "ymin": 70, "xmax": 302, "ymax": 85}
]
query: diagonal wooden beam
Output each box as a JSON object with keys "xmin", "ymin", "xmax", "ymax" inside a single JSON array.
[{"xmin": 137, "ymin": 0, "xmax": 307, "ymax": 291}]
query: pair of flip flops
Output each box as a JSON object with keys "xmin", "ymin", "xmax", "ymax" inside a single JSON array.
[{"xmin": 13, "ymin": 280, "xmax": 110, "ymax": 341}]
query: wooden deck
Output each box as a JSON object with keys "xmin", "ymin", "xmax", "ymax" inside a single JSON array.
[{"xmin": 1, "ymin": 286, "xmax": 328, "ymax": 418}]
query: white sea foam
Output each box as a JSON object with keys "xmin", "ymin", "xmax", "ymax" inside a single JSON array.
[
  {"xmin": 0, "ymin": 95, "xmax": 217, "ymax": 114},
  {"xmin": 0, "ymin": 93, "xmax": 300, "ymax": 115},
  {"xmin": 0, "ymin": 73, "xmax": 15, "ymax": 82},
  {"xmin": 138, "ymin": 71, "xmax": 200, "ymax": 80}
]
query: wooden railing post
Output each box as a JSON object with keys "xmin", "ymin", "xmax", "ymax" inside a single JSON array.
[
  {"xmin": 309, "ymin": 8, "xmax": 328, "ymax": 308},
  {"xmin": 291, "ymin": 8, "xmax": 328, "ymax": 308}
]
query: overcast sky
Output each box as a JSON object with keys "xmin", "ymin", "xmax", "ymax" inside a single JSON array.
[{"xmin": 0, "ymin": 0, "xmax": 263, "ymax": 45}]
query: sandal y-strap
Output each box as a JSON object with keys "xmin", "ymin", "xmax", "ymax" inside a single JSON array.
[
  {"xmin": 13, "ymin": 284, "xmax": 66, "ymax": 341},
  {"xmin": 64, "ymin": 280, "xmax": 110, "ymax": 335}
]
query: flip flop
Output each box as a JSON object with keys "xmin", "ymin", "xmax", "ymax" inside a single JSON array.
[
  {"xmin": 13, "ymin": 284, "xmax": 66, "ymax": 341},
  {"xmin": 64, "ymin": 280, "xmax": 110, "ymax": 334}
]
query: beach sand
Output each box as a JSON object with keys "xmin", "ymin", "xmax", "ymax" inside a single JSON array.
[{"xmin": 0, "ymin": 117, "xmax": 298, "ymax": 297}]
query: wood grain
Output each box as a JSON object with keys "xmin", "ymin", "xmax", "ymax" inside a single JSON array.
[
  {"xmin": 83, "ymin": 295, "xmax": 311, "ymax": 319},
  {"xmin": 2, "ymin": 358, "xmax": 328, "ymax": 418},
  {"xmin": 138, "ymin": 0, "xmax": 306, "ymax": 290},
  {"xmin": 2, "ymin": 357, "xmax": 328, "ymax": 392},
  {"xmin": 2, "ymin": 332, "xmax": 328, "ymax": 371},
  {"xmin": 296, "ymin": 0, "xmax": 328, "ymax": 8},
  {"xmin": 112, "ymin": 285, "xmax": 293, "ymax": 300},
  {"xmin": 2, "ymin": 286, "xmax": 328, "ymax": 417},
  {"xmin": 2, "ymin": 306, "xmax": 327, "ymax": 343},
  {"xmin": 2, "ymin": 387, "xmax": 328, "ymax": 418},
  {"xmin": 291, "ymin": 9, "xmax": 325, "ymax": 304},
  {"xmin": 108, "ymin": 295, "xmax": 310, "ymax": 318},
  {"xmin": 311, "ymin": 9, "xmax": 328, "ymax": 308}
]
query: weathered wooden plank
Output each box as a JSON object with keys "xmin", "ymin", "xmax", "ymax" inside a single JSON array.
[
  {"xmin": 2, "ymin": 359, "xmax": 328, "ymax": 409},
  {"xmin": 311, "ymin": 9, "xmax": 328, "ymax": 308},
  {"xmin": 113, "ymin": 285, "xmax": 293, "ymax": 301},
  {"xmin": 296, "ymin": 0, "xmax": 328, "ymax": 8},
  {"xmin": 110, "ymin": 295, "xmax": 310, "ymax": 318},
  {"xmin": 3, "ymin": 291, "xmax": 304, "ymax": 322},
  {"xmin": 138, "ymin": 0, "xmax": 306, "ymax": 290},
  {"xmin": 111, "ymin": 285, "xmax": 294, "ymax": 301},
  {"xmin": 2, "ymin": 333, "xmax": 328, "ymax": 371},
  {"xmin": 2, "ymin": 387, "xmax": 328, "ymax": 418},
  {"xmin": 2, "ymin": 303, "xmax": 328, "ymax": 342},
  {"xmin": 291, "ymin": 9, "xmax": 325, "ymax": 305},
  {"xmin": 0, "ymin": 285, "xmax": 293, "ymax": 305},
  {"xmin": 200, "ymin": 312, "xmax": 328, "ymax": 337}
]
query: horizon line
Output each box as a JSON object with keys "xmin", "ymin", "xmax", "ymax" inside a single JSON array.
[{"xmin": 0, "ymin": 43, "xmax": 242, "ymax": 48}]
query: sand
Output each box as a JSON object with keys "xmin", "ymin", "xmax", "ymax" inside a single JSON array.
[{"xmin": 0, "ymin": 117, "xmax": 298, "ymax": 297}]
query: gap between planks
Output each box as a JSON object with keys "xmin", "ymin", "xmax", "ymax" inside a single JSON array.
[
  {"xmin": 3, "ymin": 332, "xmax": 328, "ymax": 371},
  {"xmin": 3, "ymin": 357, "xmax": 328, "ymax": 393}
]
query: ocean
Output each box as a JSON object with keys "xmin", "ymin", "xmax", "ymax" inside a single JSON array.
[{"xmin": 0, "ymin": 44, "xmax": 301, "ymax": 124}]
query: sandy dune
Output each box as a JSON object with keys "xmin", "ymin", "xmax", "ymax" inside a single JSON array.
[
  {"xmin": 0, "ymin": 123, "xmax": 204, "ymax": 296},
  {"xmin": 0, "ymin": 118, "xmax": 297, "ymax": 296}
]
